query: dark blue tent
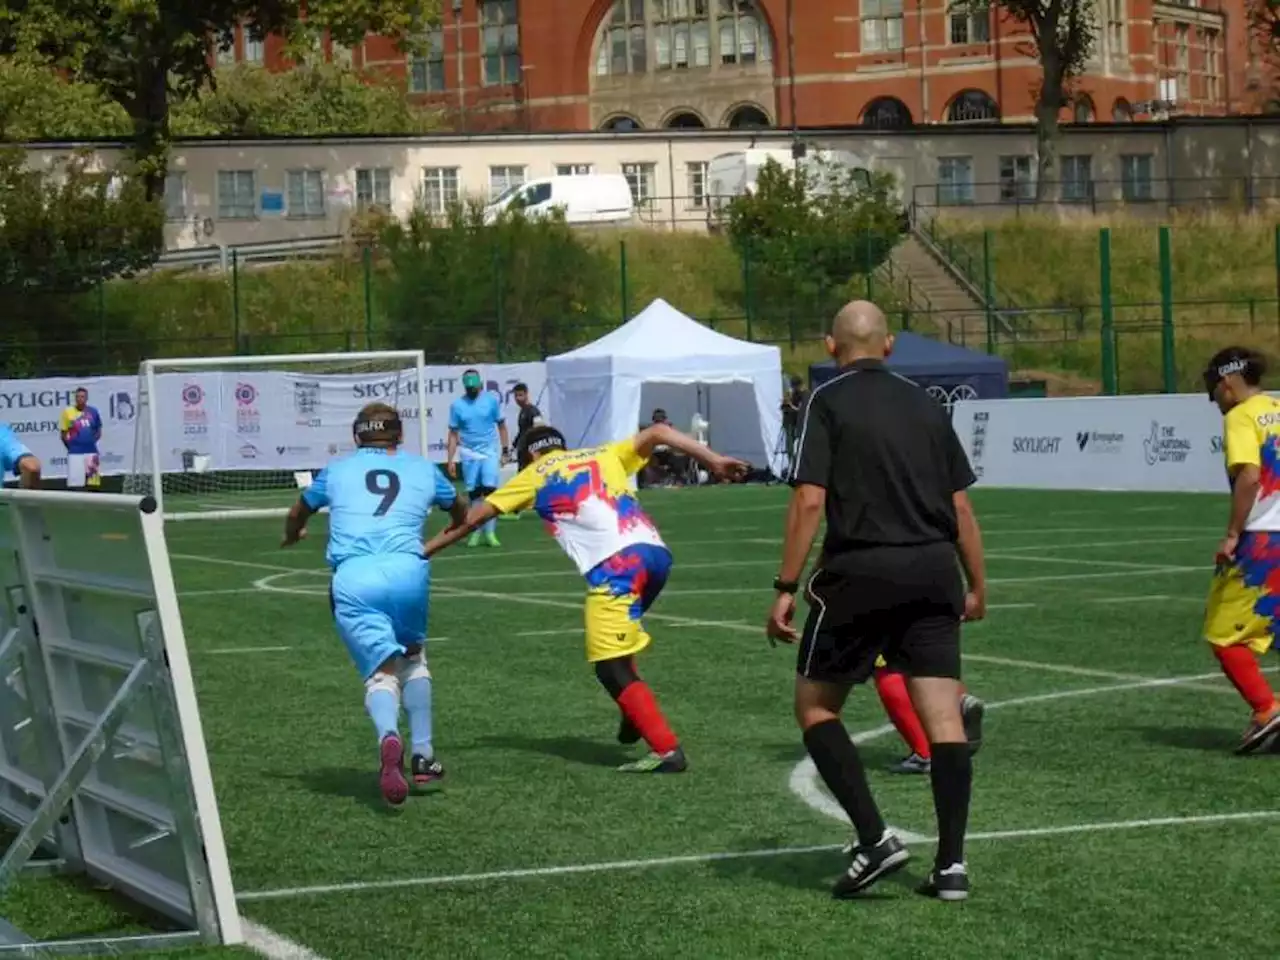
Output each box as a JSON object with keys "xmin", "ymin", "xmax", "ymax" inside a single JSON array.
[{"xmin": 808, "ymin": 332, "xmax": 1008, "ymax": 406}]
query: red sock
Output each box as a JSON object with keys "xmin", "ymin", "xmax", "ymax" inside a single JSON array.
[
  {"xmin": 874, "ymin": 669, "xmax": 931, "ymax": 759},
  {"xmin": 1214, "ymin": 645, "xmax": 1278, "ymax": 717},
  {"xmin": 617, "ymin": 681, "xmax": 679, "ymax": 755}
]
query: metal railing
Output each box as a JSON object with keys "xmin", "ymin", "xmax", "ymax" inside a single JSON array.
[{"xmin": 154, "ymin": 235, "xmax": 345, "ymax": 271}]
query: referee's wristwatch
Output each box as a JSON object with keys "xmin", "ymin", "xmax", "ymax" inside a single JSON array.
[{"xmin": 772, "ymin": 577, "xmax": 799, "ymax": 595}]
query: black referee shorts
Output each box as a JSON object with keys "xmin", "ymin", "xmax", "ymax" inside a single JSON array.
[{"xmin": 796, "ymin": 542, "xmax": 964, "ymax": 685}]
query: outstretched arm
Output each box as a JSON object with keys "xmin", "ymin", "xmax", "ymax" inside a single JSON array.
[
  {"xmin": 425, "ymin": 501, "xmax": 498, "ymax": 557},
  {"xmin": 282, "ymin": 499, "xmax": 316, "ymax": 547},
  {"xmin": 17, "ymin": 456, "xmax": 40, "ymax": 490},
  {"xmin": 633, "ymin": 423, "xmax": 748, "ymax": 479}
]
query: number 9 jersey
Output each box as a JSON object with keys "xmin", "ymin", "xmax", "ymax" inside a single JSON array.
[{"xmin": 302, "ymin": 448, "xmax": 457, "ymax": 570}]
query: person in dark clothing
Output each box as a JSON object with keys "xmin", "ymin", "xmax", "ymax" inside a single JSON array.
[
  {"xmin": 512, "ymin": 383, "xmax": 543, "ymax": 469},
  {"xmin": 765, "ymin": 300, "xmax": 988, "ymax": 903},
  {"xmin": 781, "ymin": 375, "xmax": 808, "ymax": 476}
]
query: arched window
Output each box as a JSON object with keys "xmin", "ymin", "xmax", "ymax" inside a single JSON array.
[
  {"xmin": 945, "ymin": 89, "xmax": 1000, "ymax": 122},
  {"xmin": 665, "ymin": 110, "xmax": 707, "ymax": 128},
  {"xmin": 862, "ymin": 97, "xmax": 913, "ymax": 129},
  {"xmin": 602, "ymin": 114, "xmax": 643, "ymax": 131},
  {"xmin": 1073, "ymin": 95, "xmax": 1095, "ymax": 122},
  {"xmin": 726, "ymin": 103, "xmax": 770, "ymax": 128},
  {"xmin": 1112, "ymin": 98, "xmax": 1133, "ymax": 121},
  {"xmin": 595, "ymin": 0, "xmax": 772, "ymax": 77}
]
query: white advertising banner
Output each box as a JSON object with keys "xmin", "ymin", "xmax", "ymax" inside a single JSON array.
[
  {"xmin": 952, "ymin": 394, "xmax": 1230, "ymax": 494},
  {"xmin": 0, "ymin": 362, "xmax": 546, "ymax": 479}
]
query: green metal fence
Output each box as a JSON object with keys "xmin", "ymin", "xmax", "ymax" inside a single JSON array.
[{"xmin": 6, "ymin": 218, "xmax": 1280, "ymax": 396}]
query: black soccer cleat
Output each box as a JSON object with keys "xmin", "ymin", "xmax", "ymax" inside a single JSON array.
[
  {"xmin": 889, "ymin": 752, "xmax": 931, "ymax": 775},
  {"xmin": 918, "ymin": 862, "xmax": 970, "ymax": 902},
  {"xmin": 832, "ymin": 832, "xmax": 910, "ymax": 898},
  {"xmin": 411, "ymin": 754, "xmax": 444, "ymax": 786},
  {"xmin": 617, "ymin": 716, "xmax": 642, "ymax": 745},
  {"xmin": 617, "ymin": 746, "xmax": 688, "ymax": 773},
  {"xmin": 1236, "ymin": 711, "xmax": 1280, "ymax": 755},
  {"xmin": 961, "ymin": 694, "xmax": 986, "ymax": 757}
]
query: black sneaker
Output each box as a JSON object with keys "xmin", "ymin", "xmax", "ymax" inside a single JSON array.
[
  {"xmin": 832, "ymin": 832, "xmax": 910, "ymax": 898},
  {"xmin": 961, "ymin": 694, "xmax": 985, "ymax": 757},
  {"xmin": 1237, "ymin": 711, "xmax": 1280, "ymax": 755},
  {"xmin": 918, "ymin": 862, "xmax": 969, "ymax": 901},
  {"xmin": 617, "ymin": 716, "xmax": 642, "ymax": 745},
  {"xmin": 411, "ymin": 754, "xmax": 444, "ymax": 786},
  {"xmin": 889, "ymin": 752, "xmax": 931, "ymax": 775}
]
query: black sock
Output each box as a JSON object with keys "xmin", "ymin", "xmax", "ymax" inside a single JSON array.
[
  {"xmin": 803, "ymin": 719, "xmax": 885, "ymax": 847},
  {"xmin": 929, "ymin": 742, "xmax": 972, "ymax": 869}
]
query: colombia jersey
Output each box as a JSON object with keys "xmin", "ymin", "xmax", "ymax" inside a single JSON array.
[
  {"xmin": 486, "ymin": 438, "xmax": 665, "ymax": 574},
  {"xmin": 1224, "ymin": 393, "xmax": 1280, "ymax": 532}
]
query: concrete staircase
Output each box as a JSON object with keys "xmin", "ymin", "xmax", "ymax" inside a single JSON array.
[{"xmin": 887, "ymin": 233, "xmax": 987, "ymax": 333}]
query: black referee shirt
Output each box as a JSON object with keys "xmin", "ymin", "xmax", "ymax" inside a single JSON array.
[
  {"xmin": 515, "ymin": 403, "xmax": 541, "ymax": 442},
  {"xmin": 792, "ymin": 358, "xmax": 976, "ymax": 555}
]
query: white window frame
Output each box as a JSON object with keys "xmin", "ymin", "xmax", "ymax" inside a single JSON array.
[
  {"xmin": 285, "ymin": 169, "xmax": 326, "ymax": 219},
  {"xmin": 481, "ymin": 0, "xmax": 521, "ymax": 86},
  {"xmin": 622, "ymin": 162, "xmax": 656, "ymax": 204},
  {"xmin": 217, "ymin": 170, "xmax": 256, "ymax": 220},
  {"xmin": 556, "ymin": 164, "xmax": 594, "ymax": 176},
  {"xmin": 937, "ymin": 156, "xmax": 973, "ymax": 206},
  {"xmin": 243, "ymin": 34, "xmax": 265, "ymax": 64},
  {"xmin": 998, "ymin": 155, "xmax": 1034, "ymax": 202},
  {"xmin": 409, "ymin": 29, "xmax": 446, "ymax": 93},
  {"xmin": 488, "ymin": 165, "xmax": 527, "ymax": 201},
  {"xmin": 164, "ymin": 172, "xmax": 187, "ymax": 221},
  {"xmin": 949, "ymin": 6, "xmax": 990, "ymax": 45},
  {"xmin": 1060, "ymin": 155, "xmax": 1093, "ymax": 203},
  {"xmin": 1106, "ymin": 0, "xmax": 1128, "ymax": 56},
  {"xmin": 1121, "ymin": 154, "xmax": 1153, "ymax": 202},
  {"xmin": 355, "ymin": 168, "xmax": 392, "ymax": 211},
  {"xmin": 862, "ymin": 0, "xmax": 904, "ymax": 53},
  {"xmin": 421, "ymin": 167, "xmax": 460, "ymax": 215},
  {"xmin": 686, "ymin": 161, "xmax": 708, "ymax": 209}
]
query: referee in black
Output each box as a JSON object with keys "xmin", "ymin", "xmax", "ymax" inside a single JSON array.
[{"xmin": 765, "ymin": 300, "xmax": 988, "ymax": 902}]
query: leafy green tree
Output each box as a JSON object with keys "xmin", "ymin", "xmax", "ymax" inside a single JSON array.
[
  {"xmin": 1252, "ymin": 1, "xmax": 1280, "ymax": 110},
  {"xmin": 0, "ymin": 147, "xmax": 163, "ymax": 375},
  {"xmin": 0, "ymin": 56, "xmax": 130, "ymax": 140},
  {"xmin": 0, "ymin": 1, "xmax": 439, "ymax": 190},
  {"xmin": 380, "ymin": 203, "xmax": 612, "ymax": 362},
  {"xmin": 171, "ymin": 62, "xmax": 439, "ymax": 136},
  {"xmin": 725, "ymin": 157, "xmax": 904, "ymax": 339}
]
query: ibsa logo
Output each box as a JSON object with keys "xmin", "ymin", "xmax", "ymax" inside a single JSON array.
[
  {"xmin": 234, "ymin": 381, "xmax": 260, "ymax": 435},
  {"xmin": 182, "ymin": 384, "xmax": 203, "ymax": 408},
  {"xmin": 1012, "ymin": 436, "xmax": 1061, "ymax": 455},
  {"xmin": 235, "ymin": 382, "xmax": 257, "ymax": 406}
]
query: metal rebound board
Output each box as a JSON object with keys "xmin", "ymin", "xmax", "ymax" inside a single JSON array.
[{"xmin": 0, "ymin": 490, "xmax": 241, "ymax": 954}]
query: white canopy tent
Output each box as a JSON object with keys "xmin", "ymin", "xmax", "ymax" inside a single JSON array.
[{"xmin": 545, "ymin": 299, "xmax": 785, "ymax": 474}]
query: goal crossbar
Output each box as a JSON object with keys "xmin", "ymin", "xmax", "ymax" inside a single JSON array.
[{"xmin": 137, "ymin": 351, "xmax": 429, "ymax": 521}]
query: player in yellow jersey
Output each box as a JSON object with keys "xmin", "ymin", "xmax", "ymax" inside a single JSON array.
[
  {"xmin": 1201, "ymin": 346, "xmax": 1280, "ymax": 754},
  {"xmin": 425, "ymin": 422, "xmax": 748, "ymax": 773},
  {"xmin": 58, "ymin": 387, "xmax": 102, "ymax": 489}
]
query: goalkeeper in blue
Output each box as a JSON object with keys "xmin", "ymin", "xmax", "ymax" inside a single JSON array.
[{"xmin": 282, "ymin": 402, "xmax": 466, "ymax": 806}]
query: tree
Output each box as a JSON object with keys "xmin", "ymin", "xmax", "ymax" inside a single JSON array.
[
  {"xmin": 380, "ymin": 203, "xmax": 613, "ymax": 362},
  {"xmin": 171, "ymin": 63, "xmax": 439, "ymax": 136},
  {"xmin": 979, "ymin": 1, "xmax": 1095, "ymax": 198},
  {"xmin": 0, "ymin": 56, "xmax": 130, "ymax": 140},
  {"xmin": 1251, "ymin": 1, "xmax": 1280, "ymax": 109},
  {"xmin": 724, "ymin": 157, "xmax": 904, "ymax": 339},
  {"xmin": 0, "ymin": 1, "xmax": 439, "ymax": 192},
  {"xmin": 0, "ymin": 147, "xmax": 163, "ymax": 375}
]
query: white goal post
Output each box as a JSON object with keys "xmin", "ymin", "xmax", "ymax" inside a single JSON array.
[
  {"xmin": 126, "ymin": 350, "xmax": 429, "ymax": 522},
  {"xmin": 0, "ymin": 489, "xmax": 241, "ymax": 953}
]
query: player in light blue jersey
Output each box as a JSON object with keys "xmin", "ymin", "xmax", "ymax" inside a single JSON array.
[
  {"xmin": 446, "ymin": 368, "xmax": 510, "ymax": 548},
  {"xmin": 282, "ymin": 402, "xmax": 466, "ymax": 806},
  {"xmin": 0, "ymin": 425, "xmax": 41, "ymax": 489}
]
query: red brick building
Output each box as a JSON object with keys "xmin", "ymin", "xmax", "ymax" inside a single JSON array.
[{"xmin": 224, "ymin": 0, "xmax": 1265, "ymax": 131}]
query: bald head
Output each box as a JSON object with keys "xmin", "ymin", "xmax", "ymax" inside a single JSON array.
[{"xmin": 829, "ymin": 300, "xmax": 890, "ymax": 362}]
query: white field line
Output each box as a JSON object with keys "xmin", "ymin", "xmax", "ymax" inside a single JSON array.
[
  {"xmin": 788, "ymin": 667, "xmax": 1269, "ymax": 827},
  {"xmin": 206, "ymin": 646, "xmax": 295, "ymax": 655},
  {"xmin": 992, "ymin": 536, "xmax": 1210, "ymax": 554},
  {"xmin": 236, "ymin": 808, "xmax": 1280, "ymax": 904},
  {"xmin": 172, "ymin": 551, "xmax": 1208, "ymax": 588},
  {"xmin": 241, "ymin": 919, "xmax": 331, "ymax": 960},
  {"xmin": 984, "ymin": 553, "xmax": 1193, "ymax": 570}
]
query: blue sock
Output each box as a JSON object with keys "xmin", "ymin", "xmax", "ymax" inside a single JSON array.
[
  {"xmin": 401, "ymin": 676, "xmax": 434, "ymax": 759},
  {"xmin": 484, "ymin": 517, "xmax": 497, "ymax": 536},
  {"xmin": 365, "ymin": 688, "xmax": 400, "ymax": 742}
]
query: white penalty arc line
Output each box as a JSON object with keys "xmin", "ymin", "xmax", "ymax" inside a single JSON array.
[
  {"xmin": 788, "ymin": 668, "xmax": 1257, "ymax": 829},
  {"xmin": 236, "ymin": 808, "xmax": 1280, "ymax": 904},
  {"xmin": 241, "ymin": 919, "xmax": 330, "ymax": 960}
]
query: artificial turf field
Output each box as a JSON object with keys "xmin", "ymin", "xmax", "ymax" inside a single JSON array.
[{"xmin": 5, "ymin": 483, "xmax": 1280, "ymax": 959}]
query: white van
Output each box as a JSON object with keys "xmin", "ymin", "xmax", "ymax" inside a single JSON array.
[
  {"xmin": 483, "ymin": 174, "xmax": 635, "ymax": 225},
  {"xmin": 705, "ymin": 148, "xmax": 873, "ymax": 218}
]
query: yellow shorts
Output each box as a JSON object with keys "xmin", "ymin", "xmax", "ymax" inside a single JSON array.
[
  {"xmin": 582, "ymin": 545, "xmax": 672, "ymax": 663},
  {"xmin": 1203, "ymin": 539, "xmax": 1280, "ymax": 654}
]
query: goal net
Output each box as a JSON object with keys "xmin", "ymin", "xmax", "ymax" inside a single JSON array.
[{"xmin": 124, "ymin": 351, "xmax": 428, "ymax": 521}]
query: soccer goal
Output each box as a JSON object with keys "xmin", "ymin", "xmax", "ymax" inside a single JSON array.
[
  {"xmin": 0, "ymin": 489, "xmax": 241, "ymax": 953},
  {"xmin": 124, "ymin": 351, "xmax": 428, "ymax": 521}
]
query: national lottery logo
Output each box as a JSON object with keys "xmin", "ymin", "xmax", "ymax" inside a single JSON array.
[
  {"xmin": 182, "ymin": 384, "xmax": 203, "ymax": 407},
  {"xmin": 235, "ymin": 382, "xmax": 257, "ymax": 406}
]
